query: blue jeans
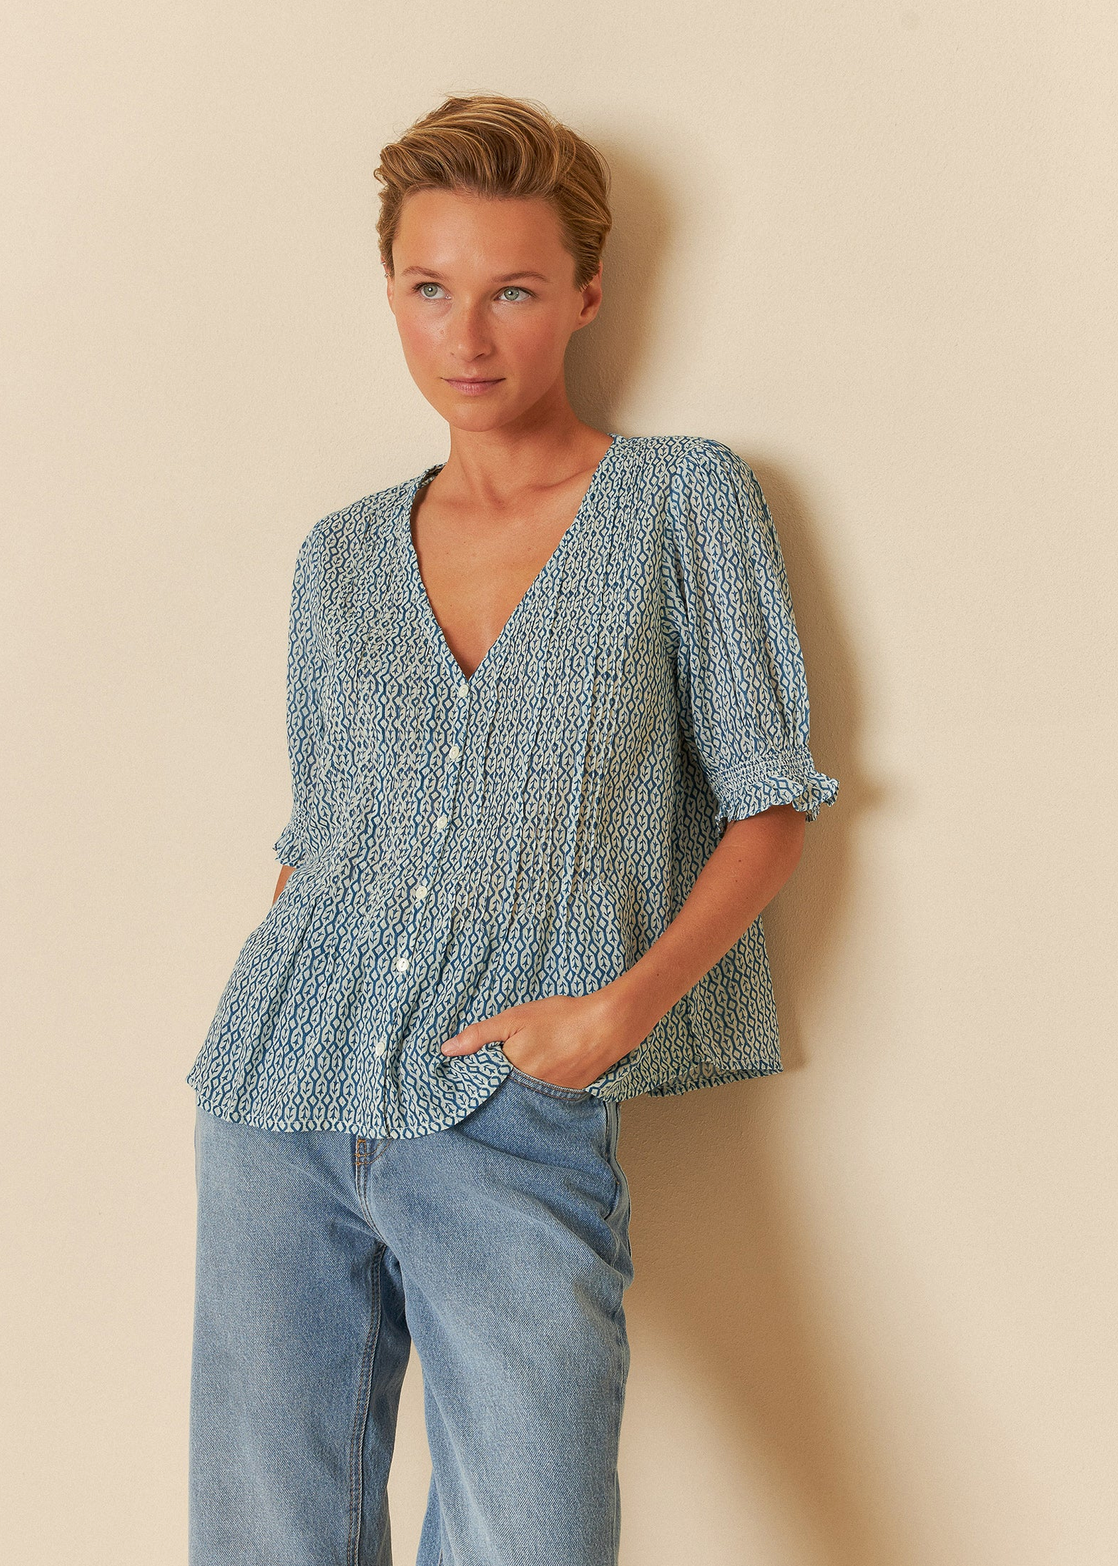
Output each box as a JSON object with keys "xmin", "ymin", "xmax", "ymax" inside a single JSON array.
[{"xmin": 189, "ymin": 1065, "xmax": 633, "ymax": 1565}]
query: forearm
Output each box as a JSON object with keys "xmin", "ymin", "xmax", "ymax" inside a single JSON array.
[
  {"xmin": 603, "ymin": 803, "xmax": 806, "ymax": 1043},
  {"xmin": 273, "ymin": 864, "xmax": 295, "ymax": 903}
]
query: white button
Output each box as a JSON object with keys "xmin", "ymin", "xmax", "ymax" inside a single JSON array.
[
  {"xmin": 393, "ymin": 953, "xmax": 409, "ymax": 973},
  {"xmin": 413, "ymin": 883, "xmax": 428, "ymax": 901},
  {"xmin": 457, "ymin": 679, "xmax": 468, "ymax": 698},
  {"xmin": 374, "ymin": 1039, "xmax": 387, "ymax": 1057},
  {"xmin": 448, "ymin": 744, "xmax": 461, "ymax": 761},
  {"xmin": 435, "ymin": 814, "xmax": 448, "ymax": 831}
]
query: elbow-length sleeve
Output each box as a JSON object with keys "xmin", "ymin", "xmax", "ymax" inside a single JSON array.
[
  {"xmin": 664, "ymin": 440, "xmax": 840, "ymax": 825},
  {"xmin": 273, "ymin": 527, "xmax": 326, "ymax": 866}
]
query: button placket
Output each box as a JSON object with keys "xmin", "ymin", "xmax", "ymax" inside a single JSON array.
[
  {"xmin": 426, "ymin": 673, "xmax": 469, "ymax": 856},
  {"xmin": 393, "ymin": 672, "xmax": 470, "ymax": 982}
]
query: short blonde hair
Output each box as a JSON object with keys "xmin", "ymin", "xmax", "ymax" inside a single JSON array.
[{"xmin": 374, "ymin": 94, "xmax": 612, "ymax": 290}]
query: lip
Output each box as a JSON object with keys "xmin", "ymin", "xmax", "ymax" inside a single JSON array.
[{"xmin": 443, "ymin": 376, "xmax": 505, "ymax": 394}]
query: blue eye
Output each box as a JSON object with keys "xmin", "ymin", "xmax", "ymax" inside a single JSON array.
[{"xmin": 411, "ymin": 281, "xmax": 531, "ymax": 302}]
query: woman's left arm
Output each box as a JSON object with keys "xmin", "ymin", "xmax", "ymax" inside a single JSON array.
[
  {"xmin": 603, "ymin": 802, "xmax": 805, "ymax": 1049},
  {"xmin": 440, "ymin": 803, "xmax": 805, "ymax": 1088}
]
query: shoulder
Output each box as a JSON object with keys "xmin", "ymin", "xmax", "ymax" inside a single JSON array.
[
  {"xmin": 298, "ymin": 473, "xmax": 411, "ymax": 564},
  {"xmin": 624, "ymin": 436, "xmax": 766, "ymax": 550},
  {"xmin": 287, "ymin": 464, "xmax": 426, "ymax": 597},
  {"xmin": 625, "ymin": 432, "xmax": 759, "ymax": 498}
]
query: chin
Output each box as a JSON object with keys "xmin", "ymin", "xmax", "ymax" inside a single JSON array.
[{"xmin": 436, "ymin": 401, "xmax": 520, "ymax": 433}]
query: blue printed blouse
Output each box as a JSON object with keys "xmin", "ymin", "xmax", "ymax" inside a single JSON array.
[{"xmin": 186, "ymin": 433, "xmax": 839, "ymax": 1137}]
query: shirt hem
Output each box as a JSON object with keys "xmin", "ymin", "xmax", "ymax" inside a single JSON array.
[{"xmin": 187, "ymin": 1055, "xmax": 783, "ymax": 1137}]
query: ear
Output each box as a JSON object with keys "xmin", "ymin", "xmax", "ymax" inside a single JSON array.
[
  {"xmin": 383, "ymin": 262, "xmax": 396, "ymax": 314},
  {"xmin": 575, "ymin": 263, "xmax": 603, "ymax": 329}
]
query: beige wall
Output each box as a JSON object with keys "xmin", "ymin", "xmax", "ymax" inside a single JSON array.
[{"xmin": 3, "ymin": 2, "xmax": 1115, "ymax": 1562}]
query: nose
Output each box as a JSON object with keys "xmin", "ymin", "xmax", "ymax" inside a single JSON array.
[{"xmin": 448, "ymin": 298, "xmax": 493, "ymax": 364}]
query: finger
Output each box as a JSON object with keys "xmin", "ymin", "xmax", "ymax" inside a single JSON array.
[{"xmin": 440, "ymin": 1014, "xmax": 511, "ymax": 1056}]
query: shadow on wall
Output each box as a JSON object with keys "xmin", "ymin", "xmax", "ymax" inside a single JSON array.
[{"xmin": 567, "ymin": 145, "xmax": 904, "ymax": 1566}]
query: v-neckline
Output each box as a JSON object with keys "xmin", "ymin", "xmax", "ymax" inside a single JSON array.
[{"xmin": 400, "ymin": 434, "xmax": 621, "ymax": 690}]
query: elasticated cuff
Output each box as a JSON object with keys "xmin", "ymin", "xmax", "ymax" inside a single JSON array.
[{"xmin": 709, "ymin": 745, "xmax": 840, "ymax": 825}]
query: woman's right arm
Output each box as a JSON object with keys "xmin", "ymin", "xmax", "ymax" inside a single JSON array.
[{"xmin": 273, "ymin": 864, "xmax": 295, "ymax": 904}]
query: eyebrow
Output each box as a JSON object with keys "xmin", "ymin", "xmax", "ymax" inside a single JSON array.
[{"xmin": 399, "ymin": 267, "xmax": 551, "ymax": 283}]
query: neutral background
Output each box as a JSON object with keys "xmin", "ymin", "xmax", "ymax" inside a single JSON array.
[{"xmin": 3, "ymin": 3, "xmax": 1115, "ymax": 1562}]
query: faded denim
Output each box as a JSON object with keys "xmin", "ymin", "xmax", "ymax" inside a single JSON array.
[{"xmin": 189, "ymin": 1064, "xmax": 633, "ymax": 1565}]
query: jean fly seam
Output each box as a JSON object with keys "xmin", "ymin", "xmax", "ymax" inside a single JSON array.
[
  {"xmin": 354, "ymin": 1143, "xmax": 387, "ymax": 1244},
  {"xmin": 346, "ymin": 1243, "xmax": 384, "ymax": 1566}
]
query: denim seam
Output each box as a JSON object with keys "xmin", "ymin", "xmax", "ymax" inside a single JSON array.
[
  {"xmin": 355, "ymin": 1135, "xmax": 390, "ymax": 1166},
  {"xmin": 354, "ymin": 1143, "xmax": 387, "ymax": 1242},
  {"xmin": 347, "ymin": 1245, "xmax": 384, "ymax": 1566},
  {"xmin": 605, "ymin": 1284, "xmax": 629, "ymax": 1565},
  {"xmin": 601, "ymin": 1103, "xmax": 627, "ymax": 1237},
  {"xmin": 504, "ymin": 1063, "xmax": 591, "ymax": 1102}
]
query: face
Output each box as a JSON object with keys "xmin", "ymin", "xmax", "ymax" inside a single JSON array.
[{"xmin": 384, "ymin": 187, "xmax": 602, "ymax": 432}]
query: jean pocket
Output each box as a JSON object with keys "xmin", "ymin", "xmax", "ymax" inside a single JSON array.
[
  {"xmin": 503, "ymin": 1060, "xmax": 592, "ymax": 1102},
  {"xmin": 602, "ymin": 1100, "xmax": 630, "ymax": 1230}
]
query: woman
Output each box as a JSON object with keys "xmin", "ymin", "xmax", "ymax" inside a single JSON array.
[{"xmin": 186, "ymin": 93, "xmax": 838, "ymax": 1566}]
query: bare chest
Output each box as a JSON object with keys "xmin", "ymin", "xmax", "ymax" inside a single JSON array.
[{"xmin": 408, "ymin": 486, "xmax": 587, "ymax": 682}]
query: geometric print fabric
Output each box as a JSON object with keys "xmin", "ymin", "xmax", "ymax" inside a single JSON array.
[{"xmin": 186, "ymin": 433, "xmax": 839, "ymax": 1137}]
